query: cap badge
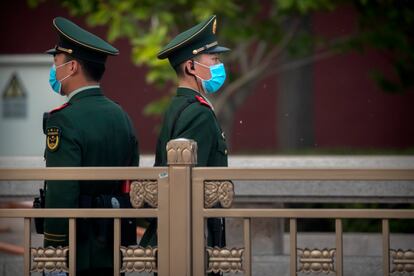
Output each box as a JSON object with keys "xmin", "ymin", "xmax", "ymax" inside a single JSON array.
[{"xmin": 212, "ymin": 19, "xmax": 217, "ymax": 34}]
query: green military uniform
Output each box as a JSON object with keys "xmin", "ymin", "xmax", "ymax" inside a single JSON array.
[
  {"xmin": 140, "ymin": 16, "xmax": 230, "ymax": 260},
  {"xmin": 154, "ymin": 87, "xmax": 228, "ymax": 167},
  {"xmin": 43, "ymin": 17, "xmax": 139, "ymax": 272}
]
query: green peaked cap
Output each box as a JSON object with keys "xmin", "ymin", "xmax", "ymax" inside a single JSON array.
[
  {"xmin": 157, "ymin": 15, "xmax": 230, "ymax": 68},
  {"xmin": 46, "ymin": 17, "xmax": 119, "ymax": 64}
]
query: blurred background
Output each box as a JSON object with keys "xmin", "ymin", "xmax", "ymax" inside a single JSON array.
[
  {"xmin": 0, "ymin": 1, "xmax": 413, "ymax": 275},
  {"xmin": 0, "ymin": 0, "xmax": 413, "ymax": 156}
]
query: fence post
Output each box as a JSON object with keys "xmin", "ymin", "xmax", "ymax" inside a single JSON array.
[{"xmin": 167, "ymin": 138, "xmax": 197, "ymax": 275}]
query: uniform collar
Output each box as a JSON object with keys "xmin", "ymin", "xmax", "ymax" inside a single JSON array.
[
  {"xmin": 177, "ymin": 86, "xmax": 200, "ymax": 97},
  {"xmin": 68, "ymin": 86, "xmax": 102, "ymax": 103},
  {"xmin": 67, "ymin": 85, "xmax": 100, "ymax": 100},
  {"xmin": 177, "ymin": 87, "xmax": 215, "ymax": 110}
]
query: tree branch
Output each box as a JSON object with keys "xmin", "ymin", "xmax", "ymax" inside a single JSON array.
[
  {"xmin": 238, "ymin": 42, "xmax": 250, "ymax": 73},
  {"xmin": 214, "ymin": 18, "xmax": 301, "ymax": 113},
  {"xmin": 214, "ymin": 62, "xmax": 267, "ymax": 113},
  {"xmin": 263, "ymin": 34, "xmax": 357, "ymax": 78},
  {"xmin": 264, "ymin": 50, "xmax": 338, "ymax": 78},
  {"xmin": 265, "ymin": 18, "xmax": 301, "ymax": 62},
  {"xmin": 251, "ymin": 41, "xmax": 268, "ymax": 67}
]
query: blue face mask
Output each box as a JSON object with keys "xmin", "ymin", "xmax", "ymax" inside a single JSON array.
[
  {"xmin": 49, "ymin": 61, "xmax": 72, "ymax": 95},
  {"xmin": 195, "ymin": 61, "xmax": 226, "ymax": 94}
]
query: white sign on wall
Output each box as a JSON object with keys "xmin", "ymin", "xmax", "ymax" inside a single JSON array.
[{"xmin": 0, "ymin": 55, "xmax": 66, "ymax": 156}]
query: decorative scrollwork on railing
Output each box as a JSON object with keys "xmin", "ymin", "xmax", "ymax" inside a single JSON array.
[
  {"xmin": 30, "ymin": 246, "xmax": 69, "ymax": 273},
  {"xmin": 297, "ymin": 248, "xmax": 336, "ymax": 273},
  {"xmin": 129, "ymin": 180, "xmax": 158, "ymax": 208},
  {"xmin": 206, "ymin": 247, "xmax": 244, "ymax": 273},
  {"xmin": 120, "ymin": 246, "xmax": 158, "ymax": 273},
  {"xmin": 391, "ymin": 249, "xmax": 414, "ymax": 273},
  {"xmin": 204, "ymin": 180, "xmax": 234, "ymax": 208}
]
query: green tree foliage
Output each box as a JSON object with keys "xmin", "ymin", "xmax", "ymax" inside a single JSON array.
[
  {"xmin": 354, "ymin": 0, "xmax": 414, "ymax": 93},
  {"xmin": 29, "ymin": 0, "xmax": 414, "ymax": 137}
]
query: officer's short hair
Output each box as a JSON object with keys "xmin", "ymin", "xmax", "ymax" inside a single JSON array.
[
  {"xmin": 174, "ymin": 64, "xmax": 185, "ymax": 77},
  {"xmin": 64, "ymin": 54, "xmax": 106, "ymax": 82}
]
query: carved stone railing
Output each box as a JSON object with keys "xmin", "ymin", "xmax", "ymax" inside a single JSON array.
[
  {"xmin": 297, "ymin": 248, "xmax": 336, "ymax": 273},
  {"xmin": 390, "ymin": 249, "xmax": 414, "ymax": 273},
  {"xmin": 30, "ymin": 246, "xmax": 69, "ymax": 273},
  {"xmin": 129, "ymin": 180, "xmax": 158, "ymax": 208},
  {"xmin": 166, "ymin": 138, "xmax": 197, "ymax": 165},
  {"xmin": 0, "ymin": 139, "xmax": 414, "ymax": 276},
  {"xmin": 120, "ymin": 246, "xmax": 158, "ymax": 273},
  {"xmin": 206, "ymin": 247, "xmax": 244, "ymax": 273},
  {"xmin": 204, "ymin": 180, "xmax": 234, "ymax": 208}
]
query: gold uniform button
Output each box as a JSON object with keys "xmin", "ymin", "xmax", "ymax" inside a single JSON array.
[{"xmin": 224, "ymin": 149, "xmax": 228, "ymax": 155}]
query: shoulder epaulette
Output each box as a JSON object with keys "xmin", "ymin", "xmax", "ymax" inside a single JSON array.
[
  {"xmin": 49, "ymin": 103, "xmax": 70, "ymax": 114},
  {"xmin": 195, "ymin": 95, "xmax": 211, "ymax": 108}
]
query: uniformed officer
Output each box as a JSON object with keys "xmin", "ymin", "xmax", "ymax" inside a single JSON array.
[
  {"xmin": 43, "ymin": 17, "xmax": 139, "ymax": 275},
  {"xmin": 140, "ymin": 15, "xmax": 229, "ymax": 274}
]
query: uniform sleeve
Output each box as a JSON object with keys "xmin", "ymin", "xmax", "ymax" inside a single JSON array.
[
  {"xmin": 44, "ymin": 112, "xmax": 81, "ymax": 247},
  {"xmin": 130, "ymin": 136, "xmax": 139, "ymax": 166},
  {"xmin": 127, "ymin": 114, "xmax": 139, "ymax": 167},
  {"xmin": 173, "ymin": 107, "xmax": 215, "ymax": 166}
]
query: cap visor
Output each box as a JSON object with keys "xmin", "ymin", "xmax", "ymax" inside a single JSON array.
[
  {"xmin": 203, "ymin": 45, "xmax": 231, "ymax": 54},
  {"xmin": 45, "ymin": 48, "xmax": 58, "ymax": 55}
]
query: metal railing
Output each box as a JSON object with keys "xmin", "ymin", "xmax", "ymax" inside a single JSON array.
[
  {"xmin": 192, "ymin": 165, "xmax": 414, "ymax": 276},
  {"xmin": 0, "ymin": 167, "xmax": 166, "ymax": 275},
  {"xmin": 0, "ymin": 139, "xmax": 413, "ymax": 275}
]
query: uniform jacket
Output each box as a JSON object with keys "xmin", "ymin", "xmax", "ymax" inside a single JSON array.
[
  {"xmin": 43, "ymin": 87, "xmax": 139, "ymax": 270},
  {"xmin": 155, "ymin": 87, "xmax": 228, "ymax": 167},
  {"xmin": 140, "ymin": 87, "xmax": 227, "ymax": 248}
]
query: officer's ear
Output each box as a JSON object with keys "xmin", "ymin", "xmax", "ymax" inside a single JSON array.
[
  {"xmin": 184, "ymin": 60, "xmax": 196, "ymax": 76},
  {"xmin": 69, "ymin": 59, "xmax": 80, "ymax": 75}
]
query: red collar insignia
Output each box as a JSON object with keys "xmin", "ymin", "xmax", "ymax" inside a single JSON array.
[
  {"xmin": 49, "ymin": 103, "xmax": 69, "ymax": 114},
  {"xmin": 195, "ymin": 95, "xmax": 211, "ymax": 108}
]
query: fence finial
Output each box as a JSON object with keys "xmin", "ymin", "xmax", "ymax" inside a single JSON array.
[{"xmin": 167, "ymin": 138, "xmax": 197, "ymax": 165}]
